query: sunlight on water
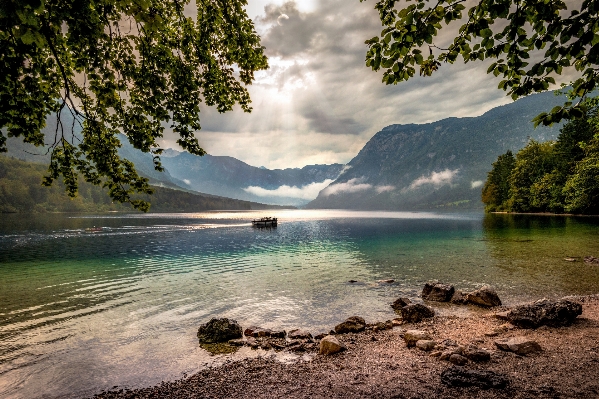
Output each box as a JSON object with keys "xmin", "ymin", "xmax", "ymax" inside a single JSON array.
[{"xmin": 0, "ymin": 210, "xmax": 598, "ymax": 398}]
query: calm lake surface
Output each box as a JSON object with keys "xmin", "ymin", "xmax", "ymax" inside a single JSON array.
[{"xmin": 1, "ymin": 210, "xmax": 598, "ymax": 398}]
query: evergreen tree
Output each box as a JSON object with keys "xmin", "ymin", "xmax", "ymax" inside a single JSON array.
[{"xmin": 481, "ymin": 150, "xmax": 515, "ymax": 211}]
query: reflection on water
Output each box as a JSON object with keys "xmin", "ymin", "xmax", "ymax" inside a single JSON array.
[{"xmin": 0, "ymin": 210, "xmax": 598, "ymax": 398}]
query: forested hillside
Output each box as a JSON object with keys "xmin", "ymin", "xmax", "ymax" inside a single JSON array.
[
  {"xmin": 482, "ymin": 106, "xmax": 599, "ymax": 214},
  {"xmin": 0, "ymin": 156, "xmax": 289, "ymax": 213}
]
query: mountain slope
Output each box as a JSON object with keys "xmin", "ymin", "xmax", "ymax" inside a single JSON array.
[
  {"xmin": 307, "ymin": 91, "xmax": 566, "ymax": 210},
  {"xmin": 0, "ymin": 155, "xmax": 290, "ymax": 213},
  {"xmin": 160, "ymin": 151, "xmax": 344, "ymax": 206}
]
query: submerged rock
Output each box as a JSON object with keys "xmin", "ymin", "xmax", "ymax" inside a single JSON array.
[
  {"xmin": 466, "ymin": 285, "xmax": 502, "ymax": 307},
  {"xmin": 319, "ymin": 335, "xmax": 346, "ymax": 355},
  {"xmin": 197, "ymin": 318, "xmax": 242, "ymax": 344},
  {"xmin": 441, "ymin": 366, "xmax": 509, "ymax": 389},
  {"xmin": 288, "ymin": 329, "xmax": 313, "ymax": 340},
  {"xmin": 391, "ymin": 297, "xmax": 412, "ymax": 311},
  {"xmin": 334, "ymin": 316, "xmax": 366, "ymax": 334},
  {"xmin": 506, "ymin": 298, "xmax": 582, "ymax": 328},
  {"xmin": 401, "ymin": 304, "xmax": 435, "ymax": 323},
  {"xmin": 450, "ymin": 290, "xmax": 469, "ymax": 305},
  {"xmin": 422, "ymin": 281, "xmax": 455, "ymax": 302}
]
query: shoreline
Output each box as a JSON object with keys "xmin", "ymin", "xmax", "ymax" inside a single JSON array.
[
  {"xmin": 490, "ymin": 211, "xmax": 599, "ymax": 218},
  {"xmin": 89, "ymin": 294, "xmax": 599, "ymax": 399}
]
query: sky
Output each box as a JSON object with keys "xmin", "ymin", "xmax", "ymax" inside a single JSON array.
[{"xmin": 159, "ymin": 0, "xmax": 519, "ymax": 170}]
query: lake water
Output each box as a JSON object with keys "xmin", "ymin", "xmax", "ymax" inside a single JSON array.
[{"xmin": 1, "ymin": 210, "xmax": 598, "ymax": 398}]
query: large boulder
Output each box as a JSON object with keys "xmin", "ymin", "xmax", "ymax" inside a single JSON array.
[
  {"xmin": 319, "ymin": 335, "xmax": 346, "ymax": 355},
  {"xmin": 466, "ymin": 285, "xmax": 502, "ymax": 307},
  {"xmin": 506, "ymin": 298, "xmax": 582, "ymax": 328},
  {"xmin": 197, "ymin": 318, "xmax": 243, "ymax": 344},
  {"xmin": 441, "ymin": 367, "xmax": 509, "ymax": 389},
  {"xmin": 334, "ymin": 316, "xmax": 366, "ymax": 334},
  {"xmin": 401, "ymin": 304, "xmax": 435, "ymax": 323},
  {"xmin": 422, "ymin": 282, "xmax": 455, "ymax": 302}
]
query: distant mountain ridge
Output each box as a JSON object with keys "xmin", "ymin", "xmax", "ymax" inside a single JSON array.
[
  {"xmin": 5, "ymin": 116, "xmax": 343, "ymax": 207},
  {"xmin": 307, "ymin": 91, "xmax": 566, "ymax": 210},
  {"xmin": 160, "ymin": 151, "xmax": 344, "ymax": 206}
]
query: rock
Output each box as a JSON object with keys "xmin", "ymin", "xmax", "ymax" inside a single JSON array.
[
  {"xmin": 416, "ymin": 340, "xmax": 436, "ymax": 351},
  {"xmin": 584, "ymin": 256, "xmax": 599, "ymax": 264},
  {"xmin": 334, "ymin": 316, "xmax": 366, "ymax": 334},
  {"xmin": 403, "ymin": 330, "xmax": 432, "ymax": 347},
  {"xmin": 373, "ymin": 320, "xmax": 393, "ymax": 332},
  {"xmin": 391, "ymin": 297, "xmax": 412, "ymax": 311},
  {"xmin": 348, "ymin": 279, "xmax": 358, "ymax": 283},
  {"xmin": 288, "ymin": 329, "xmax": 312, "ymax": 340},
  {"xmin": 441, "ymin": 366, "xmax": 510, "ymax": 389},
  {"xmin": 449, "ymin": 354, "xmax": 468, "ymax": 365},
  {"xmin": 197, "ymin": 318, "xmax": 242, "ymax": 344},
  {"xmin": 466, "ymin": 285, "xmax": 502, "ymax": 307},
  {"xmin": 440, "ymin": 348, "xmax": 463, "ymax": 361},
  {"xmin": 440, "ymin": 339, "xmax": 459, "ymax": 347},
  {"xmin": 450, "ymin": 290, "xmax": 469, "ymax": 305},
  {"xmin": 228, "ymin": 338, "xmax": 245, "ymax": 346},
  {"xmin": 422, "ymin": 281, "xmax": 455, "ymax": 302},
  {"xmin": 286, "ymin": 340, "xmax": 306, "ymax": 352},
  {"xmin": 270, "ymin": 330, "xmax": 286, "ymax": 338},
  {"xmin": 463, "ymin": 345, "xmax": 491, "ymax": 362},
  {"xmin": 493, "ymin": 311, "xmax": 510, "ymax": 321},
  {"xmin": 564, "ymin": 257, "xmax": 578, "ymax": 262},
  {"xmin": 378, "ymin": 279, "xmax": 395, "ymax": 283},
  {"xmin": 401, "ymin": 304, "xmax": 435, "ymax": 323},
  {"xmin": 506, "ymin": 298, "xmax": 582, "ymax": 328},
  {"xmin": 391, "ymin": 319, "xmax": 402, "ymax": 326},
  {"xmin": 314, "ymin": 333, "xmax": 327, "ymax": 340},
  {"xmin": 319, "ymin": 335, "xmax": 346, "ymax": 355},
  {"xmin": 430, "ymin": 351, "xmax": 443, "ymax": 357},
  {"xmin": 495, "ymin": 336, "xmax": 542, "ymax": 355},
  {"xmin": 246, "ymin": 337, "xmax": 258, "ymax": 348}
]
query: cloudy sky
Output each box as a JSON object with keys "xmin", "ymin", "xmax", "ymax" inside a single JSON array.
[{"xmin": 160, "ymin": 0, "xmax": 516, "ymax": 169}]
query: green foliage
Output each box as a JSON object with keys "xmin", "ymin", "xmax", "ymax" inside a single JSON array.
[
  {"xmin": 364, "ymin": 0, "xmax": 599, "ymax": 125},
  {"xmin": 508, "ymin": 140, "xmax": 556, "ymax": 212},
  {"xmin": 0, "ymin": 0, "xmax": 268, "ymax": 210},
  {"xmin": 481, "ymin": 150, "xmax": 515, "ymax": 211},
  {"xmin": 483, "ymin": 104, "xmax": 599, "ymax": 214},
  {"xmin": 563, "ymin": 134, "xmax": 599, "ymax": 213}
]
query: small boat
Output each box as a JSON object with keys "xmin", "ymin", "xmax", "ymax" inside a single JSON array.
[{"xmin": 252, "ymin": 217, "xmax": 278, "ymax": 228}]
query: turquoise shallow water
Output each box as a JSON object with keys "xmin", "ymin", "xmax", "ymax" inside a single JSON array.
[{"xmin": 0, "ymin": 210, "xmax": 598, "ymax": 398}]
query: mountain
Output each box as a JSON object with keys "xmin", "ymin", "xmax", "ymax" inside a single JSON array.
[
  {"xmin": 5, "ymin": 125, "xmax": 189, "ymax": 191},
  {"xmin": 160, "ymin": 152, "xmax": 344, "ymax": 206},
  {"xmin": 307, "ymin": 91, "xmax": 567, "ymax": 210},
  {"xmin": 5, "ymin": 115, "xmax": 342, "ymax": 206},
  {"xmin": 0, "ymin": 155, "xmax": 290, "ymax": 213}
]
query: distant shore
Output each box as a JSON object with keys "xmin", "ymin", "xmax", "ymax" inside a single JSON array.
[
  {"xmin": 90, "ymin": 294, "xmax": 599, "ymax": 399},
  {"xmin": 491, "ymin": 211, "xmax": 599, "ymax": 217}
]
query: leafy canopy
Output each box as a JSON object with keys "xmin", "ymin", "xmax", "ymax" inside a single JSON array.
[
  {"xmin": 0, "ymin": 0, "xmax": 268, "ymax": 211},
  {"xmin": 363, "ymin": 0, "xmax": 599, "ymax": 125}
]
